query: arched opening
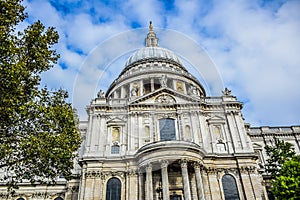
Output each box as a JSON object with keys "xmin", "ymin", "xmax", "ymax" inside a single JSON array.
[
  {"xmin": 222, "ymin": 174, "xmax": 240, "ymax": 200},
  {"xmin": 106, "ymin": 177, "xmax": 121, "ymax": 200},
  {"xmin": 54, "ymin": 197, "xmax": 64, "ymax": 200},
  {"xmin": 159, "ymin": 118, "xmax": 176, "ymax": 141},
  {"xmin": 16, "ymin": 198, "xmax": 25, "ymax": 200}
]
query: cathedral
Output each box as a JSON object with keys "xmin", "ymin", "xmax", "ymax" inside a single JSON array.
[{"xmin": 1, "ymin": 23, "xmax": 299, "ymax": 200}]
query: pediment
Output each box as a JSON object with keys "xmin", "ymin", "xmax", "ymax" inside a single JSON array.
[
  {"xmin": 128, "ymin": 87, "xmax": 201, "ymax": 105},
  {"xmin": 206, "ymin": 115, "xmax": 225, "ymax": 124},
  {"xmin": 107, "ymin": 117, "xmax": 126, "ymax": 126},
  {"xmin": 252, "ymin": 143, "xmax": 263, "ymax": 150}
]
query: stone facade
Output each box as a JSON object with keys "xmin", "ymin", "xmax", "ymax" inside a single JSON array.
[{"xmin": 1, "ymin": 24, "xmax": 299, "ymax": 200}]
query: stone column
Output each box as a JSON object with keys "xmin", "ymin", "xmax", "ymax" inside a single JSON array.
[
  {"xmin": 181, "ymin": 160, "xmax": 192, "ymax": 200},
  {"xmin": 161, "ymin": 160, "xmax": 170, "ymax": 200},
  {"xmin": 194, "ymin": 162, "xmax": 205, "ymax": 200},
  {"xmin": 138, "ymin": 170, "xmax": 144, "ymax": 200},
  {"xmin": 151, "ymin": 78, "xmax": 154, "ymax": 92},
  {"xmin": 145, "ymin": 163, "xmax": 153, "ymax": 200},
  {"xmin": 140, "ymin": 80, "xmax": 144, "ymax": 96}
]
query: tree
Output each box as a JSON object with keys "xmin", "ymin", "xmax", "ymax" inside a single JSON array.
[
  {"xmin": 264, "ymin": 137, "xmax": 298, "ymax": 199},
  {"xmin": 265, "ymin": 137, "xmax": 296, "ymax": 178},
  {"xmin": 0, "ymin": 0, "xmax": 81, "ymax": 190},
  {"xmin": 272, "ymin": 155, "xmax": 300, "ymax": 199}
]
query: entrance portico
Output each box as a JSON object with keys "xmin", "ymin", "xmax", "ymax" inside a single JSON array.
[
  {"xmin": 139, "ymin": 159, "xmax": 204, "ymax": 200},
  {"xmin": 136, "ymin": 140, "xmax": 206, "ymax": 200}
]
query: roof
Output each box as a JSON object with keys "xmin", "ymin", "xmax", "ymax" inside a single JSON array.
[{"xmin": 125, "ymin": 46, "xmax": 182, "ymax": 67}]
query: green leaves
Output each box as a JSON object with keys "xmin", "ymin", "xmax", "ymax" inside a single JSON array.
[
  {"xmin": 272, "ymin": 156, "xmax": 300, "ymax": 199},
  {"xmin": 265, "ymin": 137, "xmax": 296, "ymax": 178},
  {"xmin": 264, "ymin": 137, "xmax": 299, "ymax": 199},
  {"xmin": 0, "ymin": 0, "xmax": 81, "ymax": 191}
]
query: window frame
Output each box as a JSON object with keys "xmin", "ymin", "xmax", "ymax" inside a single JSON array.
[
  {"xmin": 111, "ymin": 144, "xmax": 120, "ymax": 154},
  {"xmin": 106, "ymin": 177, "xmax": 121, "ymax": 200},
  {"xmin": 222, "ymin": 174, "xmax": 240, "ymax": 200},
  {"xmin": 159, "ymin": 118, "xmax": 176, "ymax": 141}
]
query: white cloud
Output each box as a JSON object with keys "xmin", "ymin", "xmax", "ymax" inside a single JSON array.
[
  {"xmin": 23, "ymin": 0, "xmax": 300, "ymax": 126},
  {"xmin": 200, "ymin": 0, "xmax": 300, "ymax": 125},
  {"xmin": 122, "ymin": 0, "xmax": 164, "ymax": 27}
]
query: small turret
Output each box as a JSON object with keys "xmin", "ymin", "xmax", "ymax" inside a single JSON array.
[{"xmin": 145, "ymin": 21, "xmax": 159, "ymax": 47}]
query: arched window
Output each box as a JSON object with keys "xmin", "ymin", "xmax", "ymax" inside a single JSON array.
[
  {"xmin": 106, "ymin": 178, "xmax": 121, "ymax": 200},
  {"xmin": 111, "ymin": 145, "xmax": 120, "ymax": 154},
  {"xmin": 16, "ymin": 198, "xmax": 25, "ymax": 200},
  {"xmin": 54, "ymin": 197, "xmax": 64, "ymax": 200},
  {"xmin": 222, "ymin": 174, "xmax": 240, "ymax": 200},
  {"xmin": 159, "ymin": 118, "xmax": 176, "ymax": 141}
]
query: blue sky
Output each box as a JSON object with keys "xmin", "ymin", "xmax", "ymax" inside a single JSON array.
[{"xmin": 22, "ymin": 0, "xmax": 300, "ymax": 126}]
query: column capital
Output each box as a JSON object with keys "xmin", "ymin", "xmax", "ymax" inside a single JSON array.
[
  {"xmin": 193, "ymin": 160, "xmax": 204, "ymax": 169},
  {"xmin": 138, "ymin": 167, "xmax": 144, "ymax": 174},
  {"xmin": 160, "ymin": 160, "xmax": 169, "ymax": 168},
  {"xmin": 145, "ymin": 163, "xmax": 152, "ymax": 171},
  {"xmin": 180, "ymin": 159, "xmax": 188, "ymax": 168}
]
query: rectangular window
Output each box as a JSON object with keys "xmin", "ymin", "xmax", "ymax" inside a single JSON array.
[
  {"xmin": 159, "ymin": 118, "xmax": 176, "ymax": 141},
  {"xmin": 111, "ymin": 145, "xmax": 120, "ymax": 154}
]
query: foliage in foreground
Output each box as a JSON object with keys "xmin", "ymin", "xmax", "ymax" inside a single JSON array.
[
  {"xmin": 265, "ymin": 137, "xmax": 296, "ymax": 178},
  {"xmin": 0, "ymin": 0, "xmax": 81, "ymax": 190},
  {"xmin": 272, "ymin": 155, "xmax": 300, "ymax": 199},
  {"xmin": 265, "ymin": 137, "xmax": 299, "ymax": 199}
]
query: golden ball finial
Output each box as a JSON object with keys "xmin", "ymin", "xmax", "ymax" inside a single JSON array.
[{"xmin": 149, "ymin": 21, "xmax": 153, "ymax": 31}]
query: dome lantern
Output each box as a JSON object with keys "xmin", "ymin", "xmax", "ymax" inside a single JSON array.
[{"xmin": 145, "ymin": 21, "xmax": 159, "ymax": 47}]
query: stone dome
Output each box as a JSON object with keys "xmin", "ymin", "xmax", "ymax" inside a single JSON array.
[
  {"xmin": 105, "ymin": 22, "xmax": 206, "ymax": 98},
  {"xmin": 125, "ymin": 47, "xmax": 182, "ymax": 67}
]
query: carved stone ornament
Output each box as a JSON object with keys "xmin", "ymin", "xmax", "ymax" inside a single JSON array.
[
  {"xmin": 240, "ymin": 166, "xmax": 256, "ymax": 173},
  {"xmin": 157, "ymin": 113, "xmax": 176, "ymax": 118},
  {"xmin": 127, "ymin": 169, "xmax": 137, "ymax": 176},
  {"xmin": 85, "ymin": 170, "xmax": 102, "ymax": 178},
  {"xmin": 131, "ymin": 85, "xmax": 138, "ymax": 97},
  {"xmin": 160, "ymin": 75, "xmax": 167, "ymax": 87},
  {"xmin": 188, "ymin": 85, "xmax": 198, "ymax": 95},
  {"xmin": 222, "ymin": 87, "xmax": 231, "ymax": 96},
  {"xmin": 180, "ymin": 159, "xmax": 188, "ymax": 168},
  {"xmin": 160, "ymin": 160, "xmax": 169, "ymax": 168},
  {"xmin": 155, "ymin": 94, "xmax": 175, "ymax": 104},
  {"xmin": 68, "ymin": 186, "xmax": 79, "ymax": 192},
  {"xmin": 193, "ymin": 161, "xmax": 204, "ymax": 169},
  {"xmin": 97, "ymin": 89, "xmax": 105, "ymax": 98},
  {"xmin": 204, "ymin": 167, "xmax": 218, "ymax": 174}
]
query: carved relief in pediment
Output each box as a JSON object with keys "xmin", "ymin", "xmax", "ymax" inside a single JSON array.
[{"xmin": 155, "ymin": 94, "xmax": 176, "ymax": 104}]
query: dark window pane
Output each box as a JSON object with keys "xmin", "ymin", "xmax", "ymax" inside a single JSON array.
[
  {"xmin": 54, "ymin": 198, "xmax": 64, "ymax": 200},
  {"xmin": 106, "ymin": 178, "xmax": 121, "ymax": 200},
  {"xmin": 111, "ymin": 145, "xmax": 120, "ymax": 154},
  {"xmin": 159, "ymin": 118, "xmax": 176, "ymax": 141},
  {"xmin": 170, "ymin": 192, "xmax": 182, "ymax": 200},
  {"xmin": 222, "ymin": 174, "xmax": 240, "ymax": 200}
]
